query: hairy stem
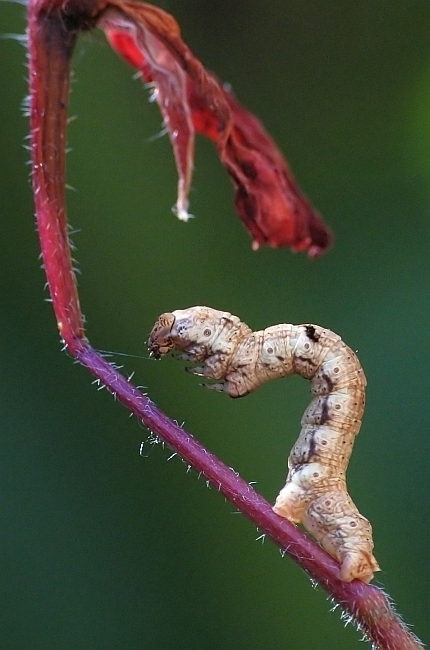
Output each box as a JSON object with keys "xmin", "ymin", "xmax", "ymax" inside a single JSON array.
[{"xmin": 26, "ymin": 1, "xmax": 424, "ymax": 648}]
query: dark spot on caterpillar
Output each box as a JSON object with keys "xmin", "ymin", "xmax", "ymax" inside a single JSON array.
[
  {"xmin": 307, "ymin": 429, "xmax": 317, "ymax": 460},
  {"xmin": 276, "ymin": 355, "xmax": 284, "ymax": 362},
  {"xmin": 320, "ymin": 398, "xmax": 329, "ymax": 425},
  {"xmin": 291, "ymin": 462, "xmax": 306, "ymax": 474},
  {"xmin": 305, "ymin": 325, "xmax": 320, "ymax": 342},
  {"xmin": 322, "ymin": 372, "xmax": 334, "ymax": 392},
  {"xmin": 296, "ymin": 356, "xmax": 316, "ymax": 367}
]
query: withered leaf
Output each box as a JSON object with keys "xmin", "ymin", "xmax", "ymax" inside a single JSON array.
[{"xmin": 99, "ymin": 2, "xmax": 331, "ymax": 256}]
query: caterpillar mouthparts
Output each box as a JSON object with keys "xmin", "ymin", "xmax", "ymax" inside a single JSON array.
[
  {"xmin": 148, "ymin": 313, "xmax": 176, "ymax": 358},
  {"xmin": 148, "ymin": 306, "xmax": 380, "ymax": 583}
]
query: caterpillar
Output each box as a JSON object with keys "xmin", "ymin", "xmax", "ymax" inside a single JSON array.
[{"xmin": 148, "ymin": 306, "xmax": 380, "ymax": 583}]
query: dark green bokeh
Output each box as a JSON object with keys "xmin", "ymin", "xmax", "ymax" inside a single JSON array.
[{"xmin": 1, "ymin": 1, "xmax": 430, "ymax": 647}]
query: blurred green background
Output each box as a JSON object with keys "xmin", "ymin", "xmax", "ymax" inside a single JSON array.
[{"xmin": 1, "ymin": 1, "xmax": 430, "ymax": 648}]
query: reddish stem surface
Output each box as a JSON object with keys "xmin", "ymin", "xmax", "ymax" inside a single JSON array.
[{"xmin": 27, "ymin": 1, "xmax": 424, "ymax": 648}]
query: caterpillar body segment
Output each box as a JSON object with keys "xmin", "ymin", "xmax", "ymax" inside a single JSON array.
[{"xmin": 148, "ymin": 306, "xmax": 379, "ymax": 583}]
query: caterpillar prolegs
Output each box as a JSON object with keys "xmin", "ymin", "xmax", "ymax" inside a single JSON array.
[{"xmin": 148, "ymin": 307, "xmax": 380, "ymax": 583}]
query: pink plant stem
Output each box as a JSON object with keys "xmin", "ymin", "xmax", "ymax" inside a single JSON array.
[{"xmin": 27, "ymin": 1, "xmax": 424, "ymax": 648}]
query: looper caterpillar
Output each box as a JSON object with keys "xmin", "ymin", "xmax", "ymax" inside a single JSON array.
[{"xmin": 148, "ymin": 307, "xmax": 380, "ymax": 583}]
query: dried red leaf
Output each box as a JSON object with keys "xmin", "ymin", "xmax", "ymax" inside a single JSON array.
[{"xmin": 99, "ymin": 1, "xmax": 331, "ymax": 256}]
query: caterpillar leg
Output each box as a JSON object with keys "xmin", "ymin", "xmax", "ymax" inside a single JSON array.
[
  {"xmin": 273, "ymin": 462, "xmax": 342, "ymax": 522},
  {"xmin": 185, "ymin": 365, "xmax": 207, "ymax": 376},
  {"xmin": 201, "ymin": 382, "xmax": 226, "ymax": 392},
  {"xmin": 337, "ymin": 550, "xmax": 380, "ymax": 584},
  {"xmin": 174, "ymin": 352, "xmax": 197, "ymax": 362},
  {"xmin": 301, "ymin": 491, "xmax": 380, "ymax": 583},
  {"xmin": 273, "ymin": 476, "xmax": 380, "ymax": 582},
  {"xmin": 273, "ymin": 482, "xmax": 311, "ymax": 522}
]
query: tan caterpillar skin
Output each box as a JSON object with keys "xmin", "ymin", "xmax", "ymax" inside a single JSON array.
[{"xmin": 148, "ymin": 307, "xmax": 380, "ymax": 583}]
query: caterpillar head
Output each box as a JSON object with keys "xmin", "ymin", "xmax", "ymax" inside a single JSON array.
[
  {"xmin": 147, "ymin": 312, "xmax": 176, "ymax": 359},
  {"xmin": 148, "ymin": 307, "xmax": 252, "ymax": 377},
  {"xmin": 148, "ymin": 308, "xmax": 224, "ymax": 360}
]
